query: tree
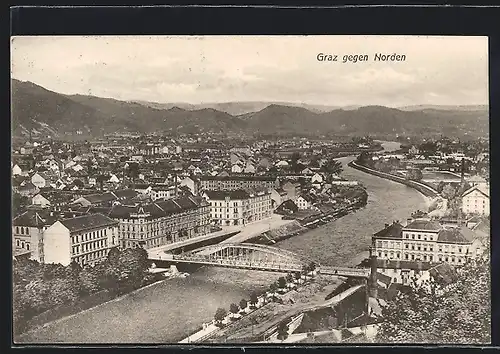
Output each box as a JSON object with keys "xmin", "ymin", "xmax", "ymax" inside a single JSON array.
[
  {"xmin": 441, "ymin": 184, "xmax": 457, "ymax": 200},
  {"xmin": 269, "ymin": 282, "xmax": 278, "ymax": 293},
  {"xmin": 436, "ymin": 181, "xmax": 446, "ymax": 193},
  {"xmin": 277, "ymin": 320, "xmax": 289, "ymax": 341},
  {"xmin": 214, "ymin": 307, "xmax": 227, "ymax": 326},
  {"xmin": 321, "ymin": 159, "xmax": 343, "ymax": 177},
  {"xmin": 278, "ymin": 276, "xmax": 287, "ymax": 289},
  {"xmin": 78, "ymin": 267, "xmax": 100, "ymax": 296},
  {"xmin": 239, "ymin": 299, "xmax": 248, "ymax": 311},
  {"xmin": 406, "ymin": 168, "xmax": 423, "ymax": 181},
  {"xmin": 294, "ymin": 271, "xmax": 302, "ymax": 283},
  {"xmin": 249, "ymin": 291, "xmax": 259, "ymax": 308},
  {"xmin": 376, "ymin": 254, "xmax": 490, "ymax": 344},
  {"xmin": 229, "ymin": 303, "xmax": 239, "ymax": 317},
  {"xmin": 286, "ymin": 273, "xmax": 294, "ymax": 284},
  {"xmin": 107, "ymin": 247, "xmax": 121, "ymax": 264}
]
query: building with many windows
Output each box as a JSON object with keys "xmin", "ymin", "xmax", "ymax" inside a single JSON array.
[
  {"xmin": 461, "ymin": 185, "xmax": 490, "ymax": 216},
  {"xmin": 108, "ymin": 196, "xmax": 211, "ymax": 249},
  {"xmin": 43, "ymin": 213, "xmax": 119, "ymax": 267},
  {"xmin": 203, "ymin": 189, "xmax": 272, "ymax": 226},
  {"xmin": 371, "ymin": 219, "xmax": 484, "ymax": 267},
  {"xmin": 12, "ymin": 210, "xmax": 58, "ymax": 262},
  {"xmin": 199, "ymin": 175, "xmax": 279, "ymax": 192}
]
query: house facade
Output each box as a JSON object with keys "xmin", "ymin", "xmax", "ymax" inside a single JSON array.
[
  {"xmin": 42, "ymin": 213, "xmax": 119, "ymax": 267},
  {"xmin": 371, "ymin": 219, "xmax": 484, "ymax": 267},
  {"xmin": 462, "ymin": 185, "xmax": 490, "ymax": 216},
  {"xmin": 203, "ymin": 189, "xmax": 272, "ymax": 226},
  {"xmin": 108, "ymin": 196, "xmax": 211, "ymax": 249},
  {"xmin": 199, "ymin": 175, "xmax": 279, "ymax": 192}
]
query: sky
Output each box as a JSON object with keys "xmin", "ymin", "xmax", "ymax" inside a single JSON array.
[{"xmin": 11, "ymin": 35, "xmax": 489, "ymax": 107}]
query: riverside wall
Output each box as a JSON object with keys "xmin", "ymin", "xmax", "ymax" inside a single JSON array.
[{"xmin": 348, "ymin": 161, "xmax": 439, "ymax": 198}]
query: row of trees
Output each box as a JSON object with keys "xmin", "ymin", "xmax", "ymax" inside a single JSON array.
[
  {"xmin": 213, "ymin": 262, "xmax": 318, "ymax": 328},
  {"xmin": 13, "ymin": 247, "xmax": 150, "ymax": 335}
]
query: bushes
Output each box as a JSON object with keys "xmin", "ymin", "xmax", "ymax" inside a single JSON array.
[{"xmin": 13, "ymin": 247, "xmax": 151, "ymax": 336}]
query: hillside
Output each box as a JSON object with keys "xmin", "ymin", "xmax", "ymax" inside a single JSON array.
[
  {"xmin": 11, "ymin": 79, "xmax": 247, "ymax": 137},
  {"xmin": 11, "ymin": 79, "xmax": 489, "ymax": 139}
]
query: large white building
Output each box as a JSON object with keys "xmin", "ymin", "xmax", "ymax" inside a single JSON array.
[
  {"xmin": 108, "ymin": 196, "xmax": 211, "ymax": 249},
  {"xmin": 203, "ymin": 189, "xmax": 272, "ymax": 226},
  {"xmin": 43, "ymin": 213, "xmax": 119, "ymax": 267},
  {"xmin": 462, "ymin": 185, "xmax": 490, "ymax": 216},
  {"xmin": 372, "ymin": 219, "xmax": 484, "ymax": 267}
]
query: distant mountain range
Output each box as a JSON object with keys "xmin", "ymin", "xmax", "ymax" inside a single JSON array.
[
  {"xmin": 133, "ymin": 100, "xmax": 361, "ymax": 115},
  {"xmin": 11, "ymin": 79, "xmax": 489, "ymax": 139}
]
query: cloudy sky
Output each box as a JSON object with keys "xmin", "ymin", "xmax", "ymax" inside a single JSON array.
[{"xmin": 11, "ymin": 35, "xmax": 488, "ymax": 107}]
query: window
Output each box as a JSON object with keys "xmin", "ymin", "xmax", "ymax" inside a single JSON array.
[
  {"xmin": 16, "ymin": 240, "xmax": 20, "ymax": 247},
  {"xmin": 405, "ymin": 254, "xmax": 409, "ymax": 260},
  {"xmin": 417, "ymin": 234, "xmax": 421, "ymax": 240},
  {"xmin": 16, "ymin": 227, "xmax": 19, "ymax": 234},
  {"xmin": 21, "ymin": 228, "xmax": 24, "ymax": 235},
  {"xmin": 405, "ymin": 244, "xmax": 409, "ymax": 249}
]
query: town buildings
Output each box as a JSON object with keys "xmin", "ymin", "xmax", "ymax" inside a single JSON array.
[
  {"xmin": 203, "ymin": 189, "xmax": 272, "ymax": 226},
  {"xmin": 371, "ymin": 219, "xmax": 485, "ymax": 267},
  {"xmin": 199, "ymin": 175, "xmax": 279, "ymax": 192},
  {"xmin": 108, "ymin": 196, "xmax": 211, "ymax": 249},
  {"xmin": 43, "ymin": 213, "xmax": 119, "ymax": 267}
]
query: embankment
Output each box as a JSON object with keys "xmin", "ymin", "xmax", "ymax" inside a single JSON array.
[{"xmin": 348, "ymin": 161, "xmax": 438, "ymax": 198}]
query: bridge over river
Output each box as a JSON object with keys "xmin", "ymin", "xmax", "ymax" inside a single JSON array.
[{"xmin": 151, "ymin": 242, "xmax": 370, "ymax": 278}]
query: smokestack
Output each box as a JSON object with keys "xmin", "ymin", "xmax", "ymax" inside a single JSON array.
[
  {"xmin": 369, "ymin": 250, "xmax": 378, "ymax": 298},
  {"xmin": 460, "ymin": 158, "xmax": 465, "ymax": 185}
]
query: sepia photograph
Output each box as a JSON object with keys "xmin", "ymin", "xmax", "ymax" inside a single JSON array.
[{"xmin": 10, "ymin": 35, "xmax": 490, "ymax": 345}]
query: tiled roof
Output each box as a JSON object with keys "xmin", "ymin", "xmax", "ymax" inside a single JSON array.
[
  {"xmin": 200, "ymin": 175, "xmax": 276, "ymax": 182},
  {"xmin": 13, "ymin": 210, "xmax": 58, "ymax": 227},
  {"xmin": 462, "ymin": 185, "xmax": 489, "ymax": 198},
  {"xmin": 204, "ymin": 190, "xmax": 250, "ymax": 200},
  {"xmin": 404, "ymin": 219, "xmax": 442, "ymax": 232},
  {"xmin": 108, "ymin": 196, "xmax": 205, "ymax": 219},
  {"xmin": 373, "ymin": 222, "xmax": 404, "ymax": 239},
  {"xmin": 437, "ymin": 228, "xmax": 473, "ymax": 244},
  {"xmin": 112, "ymin": 189, "xmax": 139, "ymax": 199},
  {"xmin": 59, "ymin": 213, "xmax": 118, "ymax": 233}
]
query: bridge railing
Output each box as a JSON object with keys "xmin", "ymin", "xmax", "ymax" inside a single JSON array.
[{"xmin": 172, "ymin": 254, "xmax": 304, "ymax": 271}]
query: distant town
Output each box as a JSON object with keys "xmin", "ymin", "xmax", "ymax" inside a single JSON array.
[{"xmin": 12, "ymin": 130, "xmax": 489, "ymax": 344}]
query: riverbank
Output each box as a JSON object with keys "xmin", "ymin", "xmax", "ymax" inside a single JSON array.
[{"xmin": 348, "ymin": 160, "xmax": 439, "ymax": 198}]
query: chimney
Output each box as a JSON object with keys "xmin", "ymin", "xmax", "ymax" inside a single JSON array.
[
  {"xmin": 384, "ymin": 223, "xmax": 389, "ymax": 228},
  {"xmin": 407, "ymin": 218, "xmax": 413, "ymax": 226},
  {"xmin": 369, "ymin": 251, "xmax": 378, "ymax": 298},
  {"xmin": 460, "ymin": 158, "xmax": 465, "ymax": 185}
]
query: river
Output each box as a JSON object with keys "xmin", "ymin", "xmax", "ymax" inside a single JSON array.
[{"xmin": 19, "ymin": 141, "xmax": 427, "ymax": 344}]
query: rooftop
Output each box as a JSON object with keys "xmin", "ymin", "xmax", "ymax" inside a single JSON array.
[
  {"xmin": 437, "ymin": 227, "xmax": 476, "ymax": 244},
  {"xmin": 404, "ymin": 219, "xmax": 442, "ymax": 232},
  {"xmin": 200, "ymin": 175, "xmax": 277, "ymax": 182},
  {"xmin": 59, "ymin": 213, "xmax": 118, "ymax": 233},
  {"xmin": 204, "ymin": 190, "xmax": 250, "ymax": 200},
  {"xmin": 373, "ymin": 222, "xmax": 404, "ymax": 239}
]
